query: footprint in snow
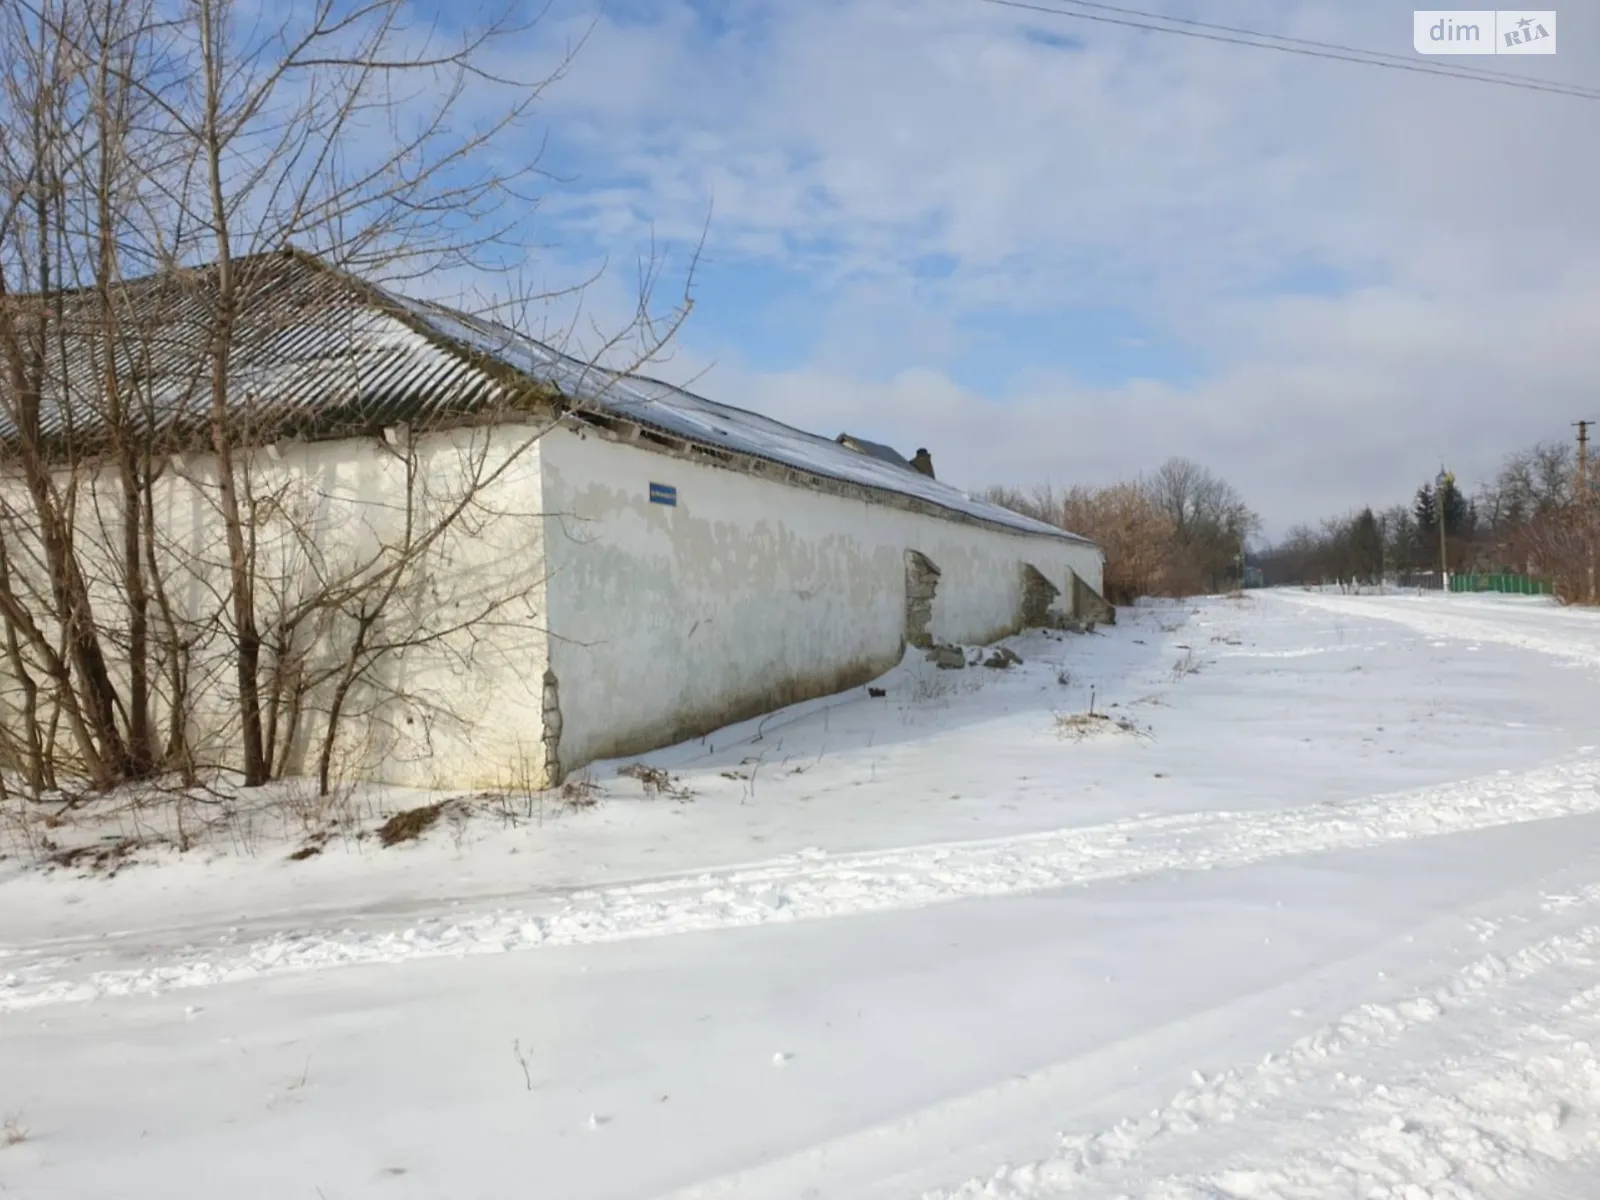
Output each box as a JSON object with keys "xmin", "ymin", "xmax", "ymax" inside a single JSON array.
[{"xmin": 773, "ymin": 1052, "xmax": 793, "ymax": 1066}]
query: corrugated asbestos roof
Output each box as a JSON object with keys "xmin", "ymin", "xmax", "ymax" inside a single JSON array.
[
  {"xmin": 0, "ymin": 252, "xmax": 510, "ymax": 448},
  {"xmin": 0, "ymin": 250, "xmax": 1094, "ymax": 545}
]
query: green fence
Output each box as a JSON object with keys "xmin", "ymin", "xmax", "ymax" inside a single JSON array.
[{"xmin": 1448, "ymin": 572, "xmax": 1552, "ymax": 596}]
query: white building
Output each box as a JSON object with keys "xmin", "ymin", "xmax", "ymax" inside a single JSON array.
[{"xmin": 0, "ymin": 251, "xmax": 1104, "ymax": 791}]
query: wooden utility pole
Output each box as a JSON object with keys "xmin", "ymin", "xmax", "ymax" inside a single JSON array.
[
  {"xmin": 1436, "ymin": 467, "xmax": 1452, "ymax": 592},
  {"xmin": 1578, "ymin": 421, "xmax": 1595, "ymax": 603},
  {"xmin": 1578, "ymin": 420, "xmax": 1592, "ymax": 499},
  {"xmin": 1378, "ymin": 512, "xmax": 1387, "ymax": 594}
]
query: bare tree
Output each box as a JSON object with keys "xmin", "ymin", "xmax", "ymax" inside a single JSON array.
[
  {"xmin": 1520, "ymin": 503, "xmax": 1598, "ymax": 604},
  {"xmin": 1253, "ymin": 438, "xmax": 1593, "ymax": 601},
  {"xmin": 0, "ymin": 0, "xmax": 177, "ymax": 793},
  {"xmin": 0, "ymin": 0, "xmax": 697, "ymax": 804},
  {"xmin": 1144, "ymin": 458, "xmax": 1260, "ymax": 592},
  {"xmin": 156, "ymin": 0, "xmax": 587, "ymax": 785},
  {"xmin": 983, "ymin": 478, "xmax": 1189, "ymax": 602}
]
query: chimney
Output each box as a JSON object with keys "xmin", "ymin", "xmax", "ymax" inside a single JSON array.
[{"xmin": 910, "ymin": 448, "xmax": 935, "ymax": 478}]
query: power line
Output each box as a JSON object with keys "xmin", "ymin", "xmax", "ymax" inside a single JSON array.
[
  {"xmin": 1022, "ymin": 0, "xmax": 1573, "ymax": 86},
  {"xmin": 984, "ymin": 0, "xmax": 1600, "ymax": 98},
  {"xmin": 980, "ymin": 0, "xmax": 1600, "ymax": 101}
]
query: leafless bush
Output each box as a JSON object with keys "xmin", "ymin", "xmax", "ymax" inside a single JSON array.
[
  {"xmin": 906, "ymin": 664, "xmax": 988, "ymax": 709},
  {"xmin": 1521, "ymin": 504, "xmax": 1598, "ymax": 605},
  {"xmin": 618, "ymin": 763, "xmax": 692, "ymax": 801},
  {"xmin": 487, "ymin": 749, "xmax": 551, "ymax": 826},
  {"xmin": 2, "ymin": 1111, "xmax": 27, "ymax": 1148},
  {"xmin": 275, "ymin": 777, "xmax": 363, "ymax": 842},
  {"xmin": 560, "ymin": 776, "xmax": 600, "ymax": 810},
  {"xmin": 910, "ymin": 671, "xmax": 958, "ymax": 705},
  {"xmin": 985, "ymin": 459, "xmax": 1257, "ymax": 601},
  {"xmin": 986, "ymin": 481, "xmax": 1180, "ymax": 602},
  {"xmin": 1062, "ymin": 482, "xmax": 1184, "ymax": 602}
]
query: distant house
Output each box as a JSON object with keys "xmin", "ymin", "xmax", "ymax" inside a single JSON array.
[{"xmin": 0, "ymin": 250, "xmax": 1105, "ymax": 791}]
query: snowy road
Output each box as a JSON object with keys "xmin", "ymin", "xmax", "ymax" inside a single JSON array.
[
  {"xmin": 1277, "ymin": 589, "xmax": 1600, "ymax": 671},
  {"xmin": 6, "ymin": 748, "xmax": 1600, "ymax": 1013},
  {"xmin": 4, "ymin": 590, "xmax": 1600, "ymax": 1199}
]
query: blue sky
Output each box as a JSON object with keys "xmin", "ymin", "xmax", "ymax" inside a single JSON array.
[{"xmin": 434, "ymin": 0, "xmax": 1600, "ymax": 535}]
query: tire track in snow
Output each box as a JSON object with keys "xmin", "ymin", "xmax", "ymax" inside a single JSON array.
[
  {"xmin": 926, "ymin": 887, "xmax": 1600, "ymax": 1199},
  {"xmin": 660, "ymin": 878, "xmax": 1600, "ymax": 1200},
  {"xmin": 4, "ymin": 752, "xmax": 1600, "ymax": 1012}
]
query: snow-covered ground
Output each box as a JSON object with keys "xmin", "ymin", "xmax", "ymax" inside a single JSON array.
[{"xmin": 4, "ymin": 589, "xmax": 1600, "ymax": 1198}]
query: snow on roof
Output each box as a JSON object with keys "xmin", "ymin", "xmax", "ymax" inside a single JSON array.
[
  {"xmin": 396, "ymin": 297, "xmax": 1093, "ymax": 544},
  {"xmin": 836, "ymin": 433, "xmax": 917, "ymax": 472},
  {"xmin": 2, "ymin": 250, "xmax": 1092, "ymax": 545}
]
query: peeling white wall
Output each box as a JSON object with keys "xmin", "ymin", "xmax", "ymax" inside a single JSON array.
[
  {"xmin": 0, "ymin": 422, "xmax": 550, "ymax": 791},
  {"xmin": 3, "ymin": 415, "xmax": 1105, "ymax": 792},
  {"xmin": 539, "ymin": 424, "xmax": 1104, "ymax": 775}
]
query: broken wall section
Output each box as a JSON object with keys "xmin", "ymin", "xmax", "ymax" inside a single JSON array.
[
  {"xmin": 1072, "ymin": 570, "xmax": 1117, "ymax": 626},
  {"xmin": 904, "ymin": 550, "xmax": 942, "ymax": 648}
]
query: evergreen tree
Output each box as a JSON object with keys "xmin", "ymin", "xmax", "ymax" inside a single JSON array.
[
  {"xmin": 1440, "ymin": 478, "xmax": 1473, "ymax": 537},
  {"xmin": 1351, "ymin": 507, "xmax": 1383, "ymax": 581},
  {"xmin": 1416, "ymin": 476, "xmax": 1473, "ymax": 573},
  {"xmin": 1414, "ymin": 483, "xmax": 1440, "ymax": 556}
]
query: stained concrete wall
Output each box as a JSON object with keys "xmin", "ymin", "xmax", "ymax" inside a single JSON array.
[
  {"xmin": 538, "ymin": 423, "xmax": 1104, "ymax": 776},
  {"xmin": 0, "ymin": 421, "xmax": 550, "ymax": 791},
  {"xmin": 2, "ymin": 414, "xmax": 1107, "ymax": 792}
]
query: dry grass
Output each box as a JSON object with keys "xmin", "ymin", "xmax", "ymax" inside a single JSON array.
[
  {"xmin": 0, "ymin": 770, "xmax": 391, "ymax": 869},
  {"xmin": 1, "ymin": 765, "xmax": 613, "ymax": 872},
  {"xmin": 374, "ymin": 801, "xmax": 448, "ymax": 847},
  {"xmin": 2, "ymin": 1112, "xmax": 28, "ymax": 1148},
  {"xmin": 560, "ymin": 776, "xmax": 600, "ymax": 809},
  {"xmin": 1053, "ymin": 680, "xmax": 1152, "ymax": 740},
  {"xmin": 1054, "ymin": 709, "xmax": 1150, "ymax": 741},
  {"xmin": 618, "ymin": 763, "xmax": 693, "ymax": 801},
  {"xmin": 43, "ymin": 836, "xmax": 142, "ymax": 876},
  {"xmin": 908, "ymin": 663, "xmax": 987, "ymax": 707},
  {"xmin": 286, "ymin": 835, "xmax": 328, "ymax": 861},
  {"xmin": 1170, "ymin": 649, "xmax": 1203, "ymax": 680}
]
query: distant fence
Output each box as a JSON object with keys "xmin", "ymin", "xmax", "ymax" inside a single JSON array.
[
  {"xmin": 1394, "ymin": 570, "xmax": 1443, "ymax": 591},
  {"xmin": 1448, "ymin": 572, "xmax": 1553, "ymax": 596}
]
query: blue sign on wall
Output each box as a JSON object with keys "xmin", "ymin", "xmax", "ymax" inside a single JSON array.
[{"xmin": 649, "ymin": 482, "xmax": 677, "ymax": 507}]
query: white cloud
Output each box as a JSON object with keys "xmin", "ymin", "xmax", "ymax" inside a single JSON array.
[{"xmin": 506, "ymin": 0, "xmax": 1600, "ymax": 535}]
